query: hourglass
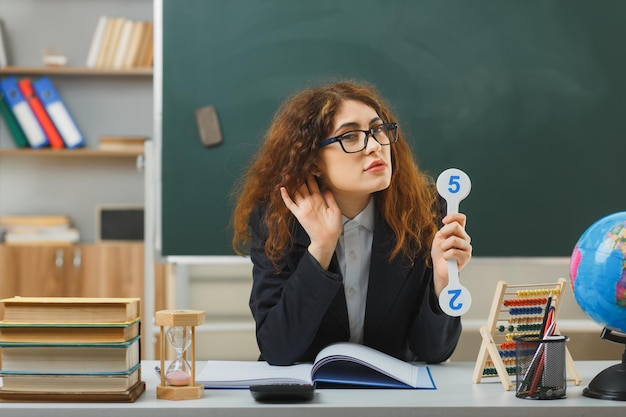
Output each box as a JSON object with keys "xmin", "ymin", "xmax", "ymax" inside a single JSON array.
[{"xmin": 155, "ymin": 309, "xmax": 205, "ymax": 400}]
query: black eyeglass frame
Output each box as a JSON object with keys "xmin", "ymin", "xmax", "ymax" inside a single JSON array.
[{"xmin": 319, "ymin": 122, "xmax": 399, "ymax": 153}]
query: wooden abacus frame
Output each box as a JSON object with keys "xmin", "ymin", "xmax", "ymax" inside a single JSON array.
[{"xmin": 472, "ymin": 278, "xmax": 582, "ymax": 390}]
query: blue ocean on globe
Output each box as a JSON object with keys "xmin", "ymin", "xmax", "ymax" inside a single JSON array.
[{"xmin": 569, "ymin": 212, "xmax": 626, "ymax": 334}]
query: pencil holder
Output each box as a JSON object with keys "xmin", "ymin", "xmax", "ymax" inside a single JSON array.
[{"xmin": 514, "ymin": 335, "xmax": 568, "ymax": 400}]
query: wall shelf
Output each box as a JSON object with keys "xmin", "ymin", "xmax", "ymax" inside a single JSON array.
[
  {"xmin": 0, "ymin": 67, "xmax": 152, "ymax": 77},
  {"xmin": 0, "ymin": 148, "xmax": 143, "ymax": 157}
]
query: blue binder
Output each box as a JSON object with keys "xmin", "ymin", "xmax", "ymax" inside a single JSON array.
[
  {"xmin": 32, "ymin": 76, "xmax": 85, "ymax": 149},
  {"xmin": 0, "ymin": 76, "xmax": 48, "ymax": 148}
]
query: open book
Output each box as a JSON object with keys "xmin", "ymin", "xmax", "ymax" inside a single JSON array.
[{"xmin": 196, "ymin": 342, "xmax": 435, "ymax": 389}]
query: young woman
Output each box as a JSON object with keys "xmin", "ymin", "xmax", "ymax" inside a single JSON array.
[{"xmin": 232, "ymin": 80, "xmax": 472, "ymax": 366}]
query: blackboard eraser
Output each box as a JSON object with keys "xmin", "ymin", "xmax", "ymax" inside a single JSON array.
[{"xmin": 195, "ymin": 105, "xmax": 223, "ymax": 147}]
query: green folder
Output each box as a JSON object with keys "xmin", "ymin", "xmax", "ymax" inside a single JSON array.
[{"xmin": 0, "ymin": 90, "xmax": 29, "ymax": 148}]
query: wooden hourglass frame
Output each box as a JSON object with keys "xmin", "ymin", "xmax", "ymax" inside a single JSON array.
[{"xmin": 155, "ymin": 309, "xmax": 205, "ymax": 400}]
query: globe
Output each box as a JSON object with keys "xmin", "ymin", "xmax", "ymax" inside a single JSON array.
[
  {"xmin": 569, "ymin": 211, "xmax": 626, "ymax": 401},
  {"xmin": 569, "ymin": 212, "xmax": 626, "ymax": 333}
]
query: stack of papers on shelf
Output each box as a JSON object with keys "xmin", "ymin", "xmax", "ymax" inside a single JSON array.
[{"xmin": 0, "ymin": 215, "xmax": 80, "ymax": 245}]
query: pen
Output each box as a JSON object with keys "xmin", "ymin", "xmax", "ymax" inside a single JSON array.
[
  {"xmin": 528, "ymin": 346, "xmax": 545, "ymax": 394},
  {"xmin": 538, "ymin": 296, "xmax": 552, "ymax": 339},
  {"xmin": 518, "ymin": 344, "xmax": 543, "ymax": 393},
  {"xmin": 544, "ymin": 307, "xmax": 555, "ymax": 336}
]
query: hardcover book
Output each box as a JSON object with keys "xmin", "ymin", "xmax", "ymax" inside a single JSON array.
[
  {"xmin": 0, "ymin": 319, "xmax": 140, "ymax": 343},
  {"xmin": 197, "ymin": 342, "xmax": 436, "ymax": 389},
  {"xmin": 0, "ymin": 366, "xmax": 141, "ymax": 393},
  {"xmin": 0, "ymin": 337, "xmax": 140, "ymax": 374},
  {"xmin": 0, "ymin": 380, "xmax": 145, "ymax": 403},
  {"xmin": 85, "ymin": 15, "xmax": 108, "ymax": 68},
  {"xmin": 0, "ymin": 297, "xmax": 141, "ymax": 324},
  {"xmin": 111, "ymin": 19, "xmax": 134, "ymax": 69},
  {"xmin": 123, "ymin": 21, "xmax": 145, "ymax": 69}
]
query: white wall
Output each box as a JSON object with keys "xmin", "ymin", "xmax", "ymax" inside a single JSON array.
[{"xmin": 173, "ymin": 257, "xmax": 624, "ymax": 363}]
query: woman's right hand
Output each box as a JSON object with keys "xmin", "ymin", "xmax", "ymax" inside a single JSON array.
[{"xmin": 280, "ymin": 174, "xmax": 342, "ymax": 269}]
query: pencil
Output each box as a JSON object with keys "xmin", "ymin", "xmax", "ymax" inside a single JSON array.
[
  {"xmin": 528, "ymin": 346, "xmax": 545, "ymax": 395},
  {"xmin": 538, "ymin": 296, "xmax": 552, "ymax": 339}
]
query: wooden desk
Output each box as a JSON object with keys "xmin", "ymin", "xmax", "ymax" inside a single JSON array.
[{"xmin": 0, "ymin": 361, "xmax": 623, "ymax": 416}]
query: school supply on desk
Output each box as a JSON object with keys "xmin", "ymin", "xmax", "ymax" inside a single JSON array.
[
  {"xmin": 0, "ymin": 296, "xmax": 145, "ymax": 402},
  {"xmin": 0, "ymin": 296, "xmax": 141, "ymax": 324},
  {"xmin": 0, "ymin": 366, "xmax": 141, "ymax": 393},
  {"xmin": 2, "ymin": 366, "xmax": 141, "ymax": 393},
  {"xmin": 0, "ymin": 380, "xmax": 146, "ymax": 403},
  {"xmin": 0, "ymin": 336, "xmax": 140, "ymax": 374},
  {"xmin": 197, "ymin": 342, "xmax": 435, "ymax": 389},
  {"xmin": 0, "ymin": 318, "xmax": 140, "ymax": 343},
  {"xmin": 0, "ymin": 76, "xmax": 48, "ymax": 148},
  {"xmin": 249, "ymin": 384, "xmax": 315, "ymax": 402},
  {"xmin": 514, "ymin": 333, "xmax": 569, "ymax": 400},
  {"xmin": 154, "ymin": 309, "xmax": 205, "ymax": 401},
  {"xmin": 472, "ymin": 278, "xmax": 581, "ymax": 391},
  {"xmin": 513, "ymin": 297, "xmax": 568, "ymax": 400}
]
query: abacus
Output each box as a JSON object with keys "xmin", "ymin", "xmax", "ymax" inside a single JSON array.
[{"xmin": 472, "ymin": 278, "xmax": 581, "ymax": 390}]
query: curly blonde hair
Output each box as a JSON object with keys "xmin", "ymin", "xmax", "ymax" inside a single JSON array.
[{"xmin": 232, "ymin": 80, "xmax": 440, "ymax": 265}]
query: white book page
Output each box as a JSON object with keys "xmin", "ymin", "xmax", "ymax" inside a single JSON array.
[
  {"xmin": 312, "ymin": 342, "xmax": 419, "ymax": 387},
  {"xmin": 196, "ymin": 361, "xmax": 313, "ymax": 387}
]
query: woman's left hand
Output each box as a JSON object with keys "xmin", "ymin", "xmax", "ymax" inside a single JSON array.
[{"xmin": 431, "ymin": 213, "xmax": 472, "ymax": 297}]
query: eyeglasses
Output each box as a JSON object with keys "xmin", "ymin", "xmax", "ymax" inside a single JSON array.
[{"xmin": 319, "ymin": 122, "xmax": 399, "ymax": 153}]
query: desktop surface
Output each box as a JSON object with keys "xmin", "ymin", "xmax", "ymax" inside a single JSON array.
[{"xmin": 0, "ymin": 360, "xmax": 623, "ymax": 417}]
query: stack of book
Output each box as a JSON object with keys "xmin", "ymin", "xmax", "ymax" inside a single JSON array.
[
  {"xmin": 0, "ymin": 75, "xmax": 85, "ymax": 150},
  {"xmin": 0, "ymin": 297, "xmax": 145, "ymax": 402},
  {"xmin": 98, "ymin": 136, "xmax": 147, "ymax": 153},
  {"xmin": 85, "ymin": 16, "xmax": 153, "ymax": 70},
  {"xmin": 0, "ymin": 214, "xmax": 80, "ymax": 245}
]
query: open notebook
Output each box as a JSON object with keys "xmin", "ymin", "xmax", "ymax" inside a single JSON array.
[{"xmin": 196, "ymin": 342, "xmax": 435, "ymax": 389}]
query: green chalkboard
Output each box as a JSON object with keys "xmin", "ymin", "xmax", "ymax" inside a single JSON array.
[{"xmin": 161, "ymin": 0, "xmax": 626, "ymax": 257}]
